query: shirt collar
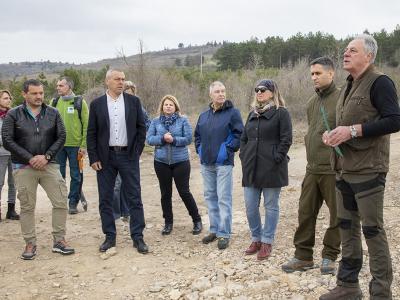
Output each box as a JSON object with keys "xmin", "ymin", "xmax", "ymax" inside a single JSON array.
[{"xmin": 106, "ymin": 91, "xmax": 124, "ymax": 102}]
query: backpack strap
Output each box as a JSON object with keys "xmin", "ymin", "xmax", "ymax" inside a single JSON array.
[
  {"xmin": 73, "ymin": 96, "xmax": 83, "ymax": 135},
  {"xmin": 51, "ymin": 96, "xmax": 60, "ymax": 108}
]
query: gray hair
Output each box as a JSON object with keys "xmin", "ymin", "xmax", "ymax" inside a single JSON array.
[
  {"xmin": 354, "ymin": 34, "xmax": 378, "ymax": 63},
  {"xmin": 105, "ymin": 69, "xmax": 125, "ymax": 80},
  {"xmin": 59, "ymin": 76, "xmax": 74, "ymax": 90},
  {"xmin": 209, "ymin": 81, "xmax": 225, "ymax": 94}
]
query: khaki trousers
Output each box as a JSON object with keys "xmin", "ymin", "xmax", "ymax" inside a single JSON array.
[{"xmin": 13, "ymin": 163, "xmax": 68, "ymax": 245}]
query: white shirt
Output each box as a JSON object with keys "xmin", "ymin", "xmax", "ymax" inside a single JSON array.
[{"xmin": 106, "ymin": 91, "xmax": 127, "ymax": 146}]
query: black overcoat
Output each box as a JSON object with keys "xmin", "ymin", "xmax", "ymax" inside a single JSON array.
[{"xmin": 239, "ymin": 107, "xmax": 292, "ymax": 188}]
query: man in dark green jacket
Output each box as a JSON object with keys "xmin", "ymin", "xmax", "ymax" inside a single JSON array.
[
  {"xmin": 282, "ymin": 57, "xmax": 340, "ymax": 275},
  {"xmin": 320, "ymin": 34, "xmax": 400, "ymax": 300}
]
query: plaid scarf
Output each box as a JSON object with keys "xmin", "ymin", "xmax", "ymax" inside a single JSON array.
[
  {"xmin": 0, "ymin": 109, "xmax": 8, "ymax": 119},
  {"xmin": 160, "ymin": 113, "xmax": 179, "ymax": 130}
]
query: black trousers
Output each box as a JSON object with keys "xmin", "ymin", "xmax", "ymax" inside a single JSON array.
[
  {"xmin": 97, "ymin": 151, "xmax": 145, "ymax": 240},
  {"xmin": 154, "ymin": 160, "xmax": 201, "ymax": 224}
]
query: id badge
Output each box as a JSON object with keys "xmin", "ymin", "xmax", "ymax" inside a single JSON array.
[{"xmin": 67, "ymin": 106, "xmax": 74, "ymax": 114}]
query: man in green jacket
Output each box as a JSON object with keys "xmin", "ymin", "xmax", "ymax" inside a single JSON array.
[
  {"xmin": 52, "ymin": 77, "xmax": 89, "ymax": 214},
  {"xmin": 320, "ymin": 34, "xmax": 400, "ymax": 300},
  {"xmin": 282, "ymin": 57, "xmax": 340, "ymax": 275}
]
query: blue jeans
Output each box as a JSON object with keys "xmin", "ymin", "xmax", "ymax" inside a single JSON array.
[
  {"xmin": 201, "ymin": 164, "xmax": 233, "ymax": 238},
  {"xmin": 113, "ymin": 173, "xmax": 130, "ymax": 219},
  {"xmin": 56, "ymin": 146, "xmax": 81, "ymax": 206},
  {"xmin": 244, "ymin": 187, "xmax": 281, "ymax": 244}
]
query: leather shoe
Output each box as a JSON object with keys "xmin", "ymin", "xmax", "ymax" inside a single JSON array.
[
  {"xmin": 192, "ymin": 221, "xmax": 203, "ymax": 235},
  {"xmin": 161, "ymin": 223, "xmax": 173, "ymax": 235},
  {"xmin": 133, "ymin": 238, "xmax": 149, "ymax": 254},
  {"xmin": 99, "ymin": 238, "xmax": 116, "ymax": 252},
  {"xmin": 245, "ymin": 241, "xmax": 261, "ymax": 255}
]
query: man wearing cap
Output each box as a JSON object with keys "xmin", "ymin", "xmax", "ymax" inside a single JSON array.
[
  {"xmin": 320, "ymin": 34, "xmax": 400, "ymax": 300},
  {"xmin": 282, "ymin": 57, "xmax": 341, "ymax": 275}
]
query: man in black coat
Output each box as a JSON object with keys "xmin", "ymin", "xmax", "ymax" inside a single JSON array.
[
  {"xmin": 2, "ymin": 79, "xmax": 75, "ymax": 260},
  {"xmin": 87, "ymin": 69, "xmax": 148, "ymax": 254}
]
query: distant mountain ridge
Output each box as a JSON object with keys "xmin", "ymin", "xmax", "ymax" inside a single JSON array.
[{"xmin": 0, "ymin": 45, "xmax": 220, "ymax": 79}]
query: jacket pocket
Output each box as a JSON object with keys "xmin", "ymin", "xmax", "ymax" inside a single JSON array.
[{"xmin": 216, "ymin": 143, "xmax": 228, "ymax": 165}]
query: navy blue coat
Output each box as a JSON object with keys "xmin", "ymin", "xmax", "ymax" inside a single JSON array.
[{"xmin": 194, "ymin": 100, "xmax": 243, "ymax": 166}]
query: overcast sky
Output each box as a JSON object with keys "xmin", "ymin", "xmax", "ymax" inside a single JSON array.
[{"xmin": 0, "ymin": 0, "xmax": 399, "ymax": 64}]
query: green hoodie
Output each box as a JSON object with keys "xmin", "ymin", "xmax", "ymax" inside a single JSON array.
[{"xmin": 51, "ymin": 95, "xmax": 89, "ymax": 148}]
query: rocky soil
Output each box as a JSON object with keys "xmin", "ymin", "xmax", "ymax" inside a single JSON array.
[{"xmin": 0, "ymin": 130, "xmax": 399, "ymax": 300}]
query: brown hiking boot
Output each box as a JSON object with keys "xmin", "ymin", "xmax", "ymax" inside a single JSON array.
[
  {"xmin": 282, "ymin": 257, "xmax": 314, "ymax": 273},
  {"xmin": 319, "ymin": 285, "xmax": 362, "ymax": 300},
  {"xmin": 257, "ymin": 243, "xmax": 272, "ymax": 260},
  {"xmin": 320, "ymin": 258, "xmax": 336, "ymax": 275},
  {"xmin": 21, "ymin": 243, "xmax": 37, "ymax": 260},
  {"xmin": 245, "ymin": 241, "xmax": 261, "ymax": 255}
]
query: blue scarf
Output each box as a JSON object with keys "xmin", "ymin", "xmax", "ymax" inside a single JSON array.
[{"xmin": 160, "ymin": 113, "xmax": 179, "ymax": 130}]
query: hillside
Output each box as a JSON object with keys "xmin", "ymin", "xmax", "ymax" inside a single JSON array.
[{"xmin": 0, "ymin": 45, "xmax": 220, "ymax": 79}]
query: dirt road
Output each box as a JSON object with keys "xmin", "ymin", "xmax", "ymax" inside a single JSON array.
[{"xmin": 1, "ymin": 131, "xmax": 399, "ymax": 300}]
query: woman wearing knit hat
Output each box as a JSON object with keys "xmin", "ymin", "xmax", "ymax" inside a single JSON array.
[{"xmin": 239, "ymin": 79, "xmax": 292, "ymax": 260}]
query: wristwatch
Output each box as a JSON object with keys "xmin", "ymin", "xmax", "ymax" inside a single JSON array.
[
  {"xmin": 45, "ymin": 154, "xmax": 52, "ymax": 161},
  {"xmin": 350, "ymin": 125, "xmax": 357, "ymax": 138}
]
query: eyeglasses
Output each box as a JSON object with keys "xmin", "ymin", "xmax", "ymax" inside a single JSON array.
[{"xmin": 255, "ymin": 87, "xmax": 269, "ymax": 93}]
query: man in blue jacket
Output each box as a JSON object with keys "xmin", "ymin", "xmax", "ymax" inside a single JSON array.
[{"xmin": 194, "ymin": 81, "xmax": 243, "ymax": 249}]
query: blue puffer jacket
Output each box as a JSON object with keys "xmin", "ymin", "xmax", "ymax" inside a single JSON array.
[
  {"xmin": 146, "ymin": 115, "xmax": 192, "ymax": 165},
  {"xmin": 194, "ymin": 100, "xmax": 243, "ymax": 166}
]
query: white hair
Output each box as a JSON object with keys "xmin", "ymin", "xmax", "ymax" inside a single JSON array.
[
  {"xmin": 354, "ymin": 34, "xmax": 378, "ymax": 63},
  {"xmin": 209, "ymin": 81, "xmax": 225, "ymax": 94}
]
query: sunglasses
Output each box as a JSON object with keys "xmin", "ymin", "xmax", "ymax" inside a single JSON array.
[{"xmin": 255, "ymin": 87, "xmax": 269, "ymax": 93}]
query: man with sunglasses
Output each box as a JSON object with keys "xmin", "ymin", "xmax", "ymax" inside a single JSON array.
[{"xmin": 282, "ymin": 57, "xmax": 341, "ymax": 275}]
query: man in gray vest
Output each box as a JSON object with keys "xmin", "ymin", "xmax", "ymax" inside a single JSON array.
[
  {"xmin": 321, "ymin": 34, "xmax": 400, "ymax": 300},
  {"xmin": 282, "ymin": 57, "xmax": 340, "ymax": 275}
]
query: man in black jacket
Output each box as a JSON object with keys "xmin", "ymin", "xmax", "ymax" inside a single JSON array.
[
  {"xmin": 2, "ymin": 79, "xmax": 75, "ymax": 260},
  {"xmin": 87, "ymin": 69, "xmax": 148, "ymax": 254}
]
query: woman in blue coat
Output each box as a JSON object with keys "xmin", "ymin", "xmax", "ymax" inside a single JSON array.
[{"xmin": 147, "ymin": 95, "xmax": 202, "ymax": 235}]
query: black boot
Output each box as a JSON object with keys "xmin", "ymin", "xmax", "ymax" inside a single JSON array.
[
  {"xmin": 6, "ymin": 203, "xmax": 20, "ymax": 220},
  {"xmin": 161, "ymin": 223, "xmax": 173, "ymax": 235},
  {"xmin": 192, "ymin": 220, "xmax": 203, "ymax": 235}
]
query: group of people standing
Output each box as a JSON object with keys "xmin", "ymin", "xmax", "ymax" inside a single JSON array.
[{"xmin": 1, "ymin": 33, "xmax": 399, "ymax": 300}]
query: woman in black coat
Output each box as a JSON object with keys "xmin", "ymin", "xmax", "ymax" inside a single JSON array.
[{"xmin": 239, "ymin": 79, "xmax": 292, "ymax": 260}]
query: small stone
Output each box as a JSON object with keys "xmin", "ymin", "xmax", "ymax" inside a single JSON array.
[
  {"xmin": 149, "ymin": 282, "xmax": 166, "ymax": 293},
  {"xmin": 169, "ymin": 289, "xmax": 182, "ymax": 300},
  {"xmin": 184, "ymin": 291, "xmax": 199, "ymax": 300},
  {"xmin": 191, "ymin": 277, "xmax": 211, "ymax": 292},
  {"xmin": 52, "ymin": 282, "xmax": 61, "ymax": 288},
  {"xmin": 203, "ymin": 286, "xmax": 225, "ymax": 298}
]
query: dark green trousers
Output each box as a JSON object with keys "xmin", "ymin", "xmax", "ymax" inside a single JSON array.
[
  {"xmin": 294, "ymin": 172, "xmax": 340, "ymax": 261},
  {"xmin": 336, "ymin": 173, "xmax": 392, "ymax": 300}
]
